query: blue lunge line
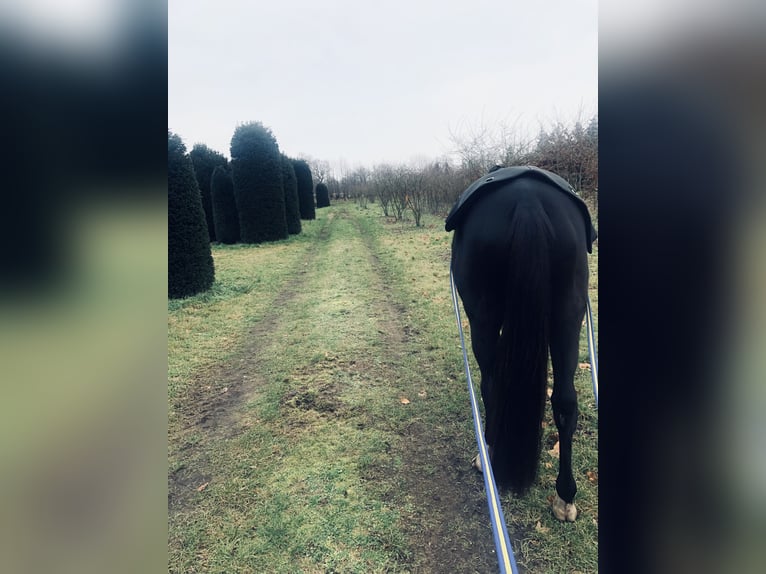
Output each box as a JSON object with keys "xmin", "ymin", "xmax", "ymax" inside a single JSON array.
[
  {"xmin": 450, "ymin": 269, "xmax": 519, "ymax": 574},
  {"xmin": 585, "ymin": 296, "xmax": 598, "ymax": 407}
]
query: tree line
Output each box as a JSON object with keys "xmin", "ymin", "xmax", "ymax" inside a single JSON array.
[{"xmin": 314, "ymin": 115, "xmax": 598, "ymax": 226}]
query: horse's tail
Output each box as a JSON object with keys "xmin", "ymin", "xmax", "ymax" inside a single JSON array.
[{"xmin": 488, "ymin": 200, "xmax": 552, "ymax": 493}]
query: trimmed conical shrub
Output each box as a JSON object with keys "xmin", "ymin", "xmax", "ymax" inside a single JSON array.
[
  {"xmin": 316, "ymin": 182, "xmax": 331, "ymax": 208},
  {"xmin": 230, "ymin": 122, "xmax": 287, "ymax": 243},
  {"xmin": 281, "ymin": 155, "xmax": 302, "ymax": 235},
  {"xmin": 189, "ymin": 143, "xmax": 227, "ymax": 242},
  {"xmin": 211, "ymin": 165, "xmax": 240, "ymax": 244},
  {"xmin": 293, "ymin": 159, "xmax": 315, "ymax": 220},
  {"xmin": 168, "ymin": 130, "xmax": 215, "ymax": 299}
]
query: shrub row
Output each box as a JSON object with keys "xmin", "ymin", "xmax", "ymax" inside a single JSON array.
[{"xmin": 169, "ymin": 121, "xmax": 319, "ymax": 299}]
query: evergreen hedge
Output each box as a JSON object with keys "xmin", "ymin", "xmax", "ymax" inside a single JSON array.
[
  {"xmin": 168, "ymin": 131, "xmax": 215, "ymax": 298},
  {"xmin": 230, "ymin": 122, "xmax": 287, "ymax": 243},
  {"xmin": 293, "ymin": 159, "xmax": 316, "ymax": 220},
  {"xmin": 210, "ymin": 165, "xmax": 240, "ymax": 244},
  {"xmin": 281, "ymin": 155, "xmax": 302, "ymax": 235},
  {"xmin": 315, "ymin": 182, "xmax": 331, "ymax": 208},
  {"xmin": 189, "ymin": 144, "xmax": 227, "ymax": 241}
]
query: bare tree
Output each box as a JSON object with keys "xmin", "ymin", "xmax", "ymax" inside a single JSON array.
[
  {"xmin": 448, "ymin": 121, "xmax": 504, "ymax": 178},
  {"xmin": 404, "ymin": 166, "xmax": 427, "ymax": 227},
  {"xmin": 347, "ymin": 166, "xmax": 371, "ymax": 207},
  {"xmin": 527, "ymin": 115, "xmax": 598, "ymax": 196},
  {"xmin": 372, "ymin": 164, "xmax": 395, "ymax": 217},
  {"xmin": 293, "ymin": 110, "xmax": 596, "ymax": 227},
  {"xmin": 389, "ymin": 166, "xmax": 410, "ymax": 221},
  {"xmin": 298, "ymin": 154, "xmax": 331, "ymax": 185}
]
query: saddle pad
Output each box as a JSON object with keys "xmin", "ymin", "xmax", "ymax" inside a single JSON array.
[{"xmin": 445, "ymin": 166, "xmax": 597, "ymax": 253}]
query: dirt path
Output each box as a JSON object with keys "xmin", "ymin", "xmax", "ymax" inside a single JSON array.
[{"xmin": 169, "ymin": 207, "xmax": 502, "ymax": 573}]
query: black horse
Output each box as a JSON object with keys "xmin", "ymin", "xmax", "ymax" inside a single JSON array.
[{"xmin": 447, "ymin": 166, "xmax": 596, "ymax": 522}]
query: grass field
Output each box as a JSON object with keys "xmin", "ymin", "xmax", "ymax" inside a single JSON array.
[{"xmin": 168, "ymin": 202, "xmax": 598, "ymax": 573}]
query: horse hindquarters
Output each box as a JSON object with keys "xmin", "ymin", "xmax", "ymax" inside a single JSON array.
[{"xmin": 451, "ymin": 174, "xmax": 591, "ymax": 522}]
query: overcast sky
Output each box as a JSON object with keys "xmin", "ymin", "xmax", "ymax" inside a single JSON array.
[{"xmin": 169, "ymin": 0, "xmax": 597, "ymax": 170}]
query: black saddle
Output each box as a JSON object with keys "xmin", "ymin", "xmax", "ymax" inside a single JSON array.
[{"xmin": 445, "ymin": 166, "xmax": 597, "ymax": 253}]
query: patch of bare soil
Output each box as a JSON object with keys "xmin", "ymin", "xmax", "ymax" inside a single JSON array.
[
  {"xmin": 168, "ymin": 341, "xmax": 270, "ymax": 513},
  {"xmin": 396, "ymin": 426, "xmax": 500, "ymax": 573}
]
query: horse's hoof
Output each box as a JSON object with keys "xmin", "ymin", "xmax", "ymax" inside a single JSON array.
[
  {"xmin": 471, "ymin": 454, "xmax": 483, "ymax": 473},
  {"xmin": 551, "ymin": 494, "xmax": 578, "ymax": 522}
]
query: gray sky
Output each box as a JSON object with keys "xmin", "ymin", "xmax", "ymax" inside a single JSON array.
[{"xmin": 169, "ymin": 0, "xmax": 597, "ymax": 170}]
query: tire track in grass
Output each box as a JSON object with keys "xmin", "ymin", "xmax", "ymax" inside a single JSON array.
[
  {"xmin": 234, "ymin": 207, "xmax": 416, "ymax": 572},
  {"xmin": 168, "ymin": 216, "xmax": 331, "ymax": 514}
]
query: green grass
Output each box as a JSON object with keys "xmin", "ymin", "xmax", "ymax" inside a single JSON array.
[
  {"xmin": 374, "ymin": 212, "xmax": 599, "ymax": 573},
  {"xmin": 168, "ymin": 203, "xmax": 598, "ymax": 573}
]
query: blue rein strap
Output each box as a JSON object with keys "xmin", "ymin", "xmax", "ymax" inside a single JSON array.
[
  {"xmin": 585, "ymin": 295, "xmax": 598, "ymax": 408},
  {"xmin": 450, "ymin": 268, "xmax": 519, "ymax": 574}
]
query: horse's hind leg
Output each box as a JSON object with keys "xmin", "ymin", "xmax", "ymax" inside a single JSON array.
[
  {"xmin": 549, "ymin": 291, "xmax": 586, "ymax": 522},
  {"xmin": 471, "ymin": 310, "xmax": 502, "ymax": 469},
  {"xmin": 457, "ymin": 283, "xmax": 501, "ymax": 471}
]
